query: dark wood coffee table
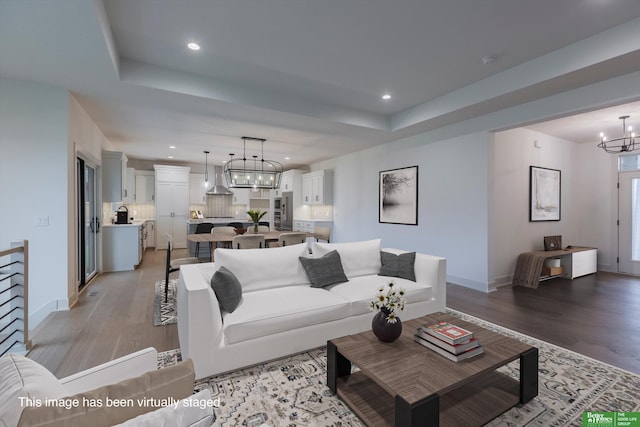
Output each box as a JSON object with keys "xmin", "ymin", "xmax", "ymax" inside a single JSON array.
[{"xmin": 327, "ymin": 312, "xmax": 538, "ymax": 426}]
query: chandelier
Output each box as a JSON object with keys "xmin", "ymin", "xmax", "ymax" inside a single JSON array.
[
  {"xmin": 598, "ymin": 115, "xmax": 638, "ymax": 153},
  {"xmin": 223, "ymin": 137, "xmax": 283, "ymax": 190}
]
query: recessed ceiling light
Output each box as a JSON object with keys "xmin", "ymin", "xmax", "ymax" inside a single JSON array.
[
  {"xmin": 285, "ymin": 156, "xmax": 291, "ymax": 160},
  {"xmin": 187, "ymin": 42, "xmax": 200, "ymax": 51},
  {"xmin": 167, "ymin": 156, "xmax": 174, "ymax": 159},
  {"xmin": 169, "ymin": 145, "xmax": 176, "ymax": 149},
  {"xmin": 382, "ymin": 94, "xmax": 391, "ymax": 100}
]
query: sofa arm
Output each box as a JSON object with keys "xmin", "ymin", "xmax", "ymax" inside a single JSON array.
[
  {"xmin": 59, "ymin": 347, "xmax": 158, "ymax": 395},
  {"xmin": 384, "ymin": 248, "xmax": 447, "ymax": 311},
  {"xmin": 177, "ymin": 263, "xmax": 223, "ymax": 379}
]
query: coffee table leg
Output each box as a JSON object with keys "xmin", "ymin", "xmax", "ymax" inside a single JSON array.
[
  {"xmin": 520, "ymin": 347, "xmax": 538, "ymax": 404},
  {"xmin": 395, "ymin": 393, "xmax": 439, "ymax": 427},
  {"xmin": 327, "ymin": 341, "xmax": 351, "ymax": 393}
]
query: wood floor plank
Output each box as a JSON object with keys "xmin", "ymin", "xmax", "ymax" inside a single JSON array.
[{"xmin": 447, "ymin": 271, "xmax": 640, "ymax": 374}]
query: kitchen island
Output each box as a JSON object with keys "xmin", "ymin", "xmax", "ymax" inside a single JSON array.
[{"xmin": 102, "ymin": 220, "xmax": 150, "ymax": 271}]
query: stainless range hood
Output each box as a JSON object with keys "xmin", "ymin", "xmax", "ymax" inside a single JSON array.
[{"xmin": 206, "ymin": 166, "xmax": 234, "ymax": 195}]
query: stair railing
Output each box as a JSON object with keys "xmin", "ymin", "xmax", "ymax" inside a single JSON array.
[{"xmin": 0, "ymin": 240, "xmax": 30, "ymax": 356}]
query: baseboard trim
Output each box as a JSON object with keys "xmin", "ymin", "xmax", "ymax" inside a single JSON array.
[{"xmin": 446, "ymin": 275, "xmax": 490, "ymax": 293}]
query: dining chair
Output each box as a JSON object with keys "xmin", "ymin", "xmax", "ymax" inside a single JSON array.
[
  {"xmin": 193, "ymin": 222, "xmax": 214, "ymax": 258},
  {"xmin": 165, "ymin": 234, "xmax": 199, "ymax": 302},
  {"xmin": 314, "ymin": 226, "xmax": 331, "ymax": 243},
  {"xmin": 276, "ymin": 232, "xmax": 307, "ymax": 247},
  {"xmin": 211, "ymin": 226, "xmax": 236, "ymax": 250},
  {"xmin": 232, "ymin": 234, "xmax": 265, "ymax": 249},
  {"xmin": 227, "ymin": 222, "xmax": 244, "ymax": 229}
]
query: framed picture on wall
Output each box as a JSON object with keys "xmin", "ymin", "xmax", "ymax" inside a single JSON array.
[
  {"xmin": 379, "ymin": 166, "xmax": 418, "ymax": 225},
  {"xmin": 529, "ymin": 166, "xmax": 561, "ymax": 221}
]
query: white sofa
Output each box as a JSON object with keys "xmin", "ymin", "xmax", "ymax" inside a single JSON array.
[{"xmin": 177, "ymin": 239, "xmax": 446, "ymax": 380}]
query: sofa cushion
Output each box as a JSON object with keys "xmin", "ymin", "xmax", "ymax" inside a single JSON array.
[
  {"xmin": 18, "ymin": 360, "xmax": 195, "ymax": 427},
  {"xmin": 329, "ymin": 275, "xmax": 433, "ymax": 316},
  {"xmin": 223, "ymin": 286, "xmax": 350, "ymax": 344},
  {"xmin": 0, "ymin": 353, "xmax": 67, "ymax": 427},
  {"xmin": 214, "ymin": 244, "xmax": 310, "ymax": 292},
  {"xmin": 312, "ymin": 239, "xmax": 382, "ymax": 278},
  {"xmin": 379, "ymin": 251, "xmax": 416, "ymax": 281},
  {"xmin": 299, "ymin": 250, "xmax": 348, "ymax": 288},
  {"xmin": 210, "ymin": 266, "xmax": 242, "ymax": 313}
]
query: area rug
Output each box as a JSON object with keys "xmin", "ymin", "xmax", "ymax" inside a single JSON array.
[
  {"xmin": 158, "ymin": 309, "xmax": 640, "ymax": 426},
  {"xmin": 153, "ymin": 279, "xmax": 177, "ymax": 326}
]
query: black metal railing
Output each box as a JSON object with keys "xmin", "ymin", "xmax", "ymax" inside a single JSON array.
[{"xmin": 0, "ymin": 240, "xmax": 30, "ymax": 357}]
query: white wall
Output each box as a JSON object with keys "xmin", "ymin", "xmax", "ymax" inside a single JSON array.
[
  {"xmin": 492, "ymin": 128, "xmax": 579, "ymax": 285},
  {"xmin": 0, "ymin": 78, "xmax": 70, "ymax": 326},
  {"xmin": 315, "ymin": 131, "xmax": 492, "ymax": 291}
]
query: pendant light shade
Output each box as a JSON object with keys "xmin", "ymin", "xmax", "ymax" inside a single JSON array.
[{"xmin": 223, "ymin": 137, "xmax": 283, "ymax": 189}]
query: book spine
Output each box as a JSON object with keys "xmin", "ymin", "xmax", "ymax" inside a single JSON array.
[{"xmin": 414, "ymin": 335, "xmax": 459, "ymax": 361}]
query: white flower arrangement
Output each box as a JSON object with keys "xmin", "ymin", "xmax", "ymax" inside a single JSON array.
[{"xmin": 369, "ymin": 281, "xmax": 407, "ymax": 323}]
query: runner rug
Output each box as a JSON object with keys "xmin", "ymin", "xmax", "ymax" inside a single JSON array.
[
  {"xmin": 157, "ymin": 309, "xmax": 640, "ymax": 426},
  {"xmin": 153, "ymin": 279, "xmax": 177, "ymax": 326}
]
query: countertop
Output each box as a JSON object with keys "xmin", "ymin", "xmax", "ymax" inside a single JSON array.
[
  {"xmin": 103, "ymin": 219, "xmax": 154, "ymax": 228},
  {"xmin": 187, "ymin": 218, "xmax": 250, "ymax": 225}
]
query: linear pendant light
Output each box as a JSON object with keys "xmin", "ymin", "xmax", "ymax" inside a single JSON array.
[{"xmin": 223, "ymin": 137, "xmax": 283, "ymax": 190}]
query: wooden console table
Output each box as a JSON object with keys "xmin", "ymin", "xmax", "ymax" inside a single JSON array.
[{"xmin": 512, "ymin": 247, "xmax": 597, "ymax": 289}]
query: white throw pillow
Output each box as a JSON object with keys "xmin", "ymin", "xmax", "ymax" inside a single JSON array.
[
  {"xmin": 214, "ymin": 244, "xmax": 310, "ymax": 292},
  {"xmin": 0, "ymin": 353, "xmax": 67, "ymax": 427},
  {"xmin": 312, "ymin": 239, "xmax": 382, "ymax": 278}
]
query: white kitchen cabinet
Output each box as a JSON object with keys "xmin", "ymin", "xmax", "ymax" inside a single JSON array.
[
  {"xmin": 102, "ymin": 224, "xmax": 142, "ymax": 272},
  {"xmin": 154, "ymin": 165, "xmax": 190, "ymax": 249},
  {"xmin": 232, "ymin": 188, "xmax": 250, "ymax": 206},
  {"xmin": 123, "ymin": 167, "xmax": 136, "ymax": 204},
  {"xmin": 102, "ymin": 151, "xmax": 128, "ymax": 202},
  {"xmin": 189, "ymin": 173, "xmax": 208, "ymax": 205},
  {"xmin": 302, "ymin": 170, "xmax": 332, "ymax": 205},
  {"xmin": 145, "ymin": 220, "xmax": 155, "ymax": 249},
  {"xmin": 135, "ymin": 171, "xmax": 155, "ymax": 203}
]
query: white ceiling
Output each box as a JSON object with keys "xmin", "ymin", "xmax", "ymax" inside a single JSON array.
[{"xmin": 2, "ymin": 0, "xmax": 640, "ymax": 167}]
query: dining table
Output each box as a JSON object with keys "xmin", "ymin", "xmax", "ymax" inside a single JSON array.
[{"xmin": 186, "ymin": 230, "xmax": 317, "ymax": 261}]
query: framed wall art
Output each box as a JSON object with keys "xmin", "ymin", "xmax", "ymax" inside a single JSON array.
[
  {"xmin": 379, "ymin": 165, "xmax": 418, "ymax": 225},
  {"xmin": 529, "ymin": 166, "xmax": 561, "ymax": 222}
]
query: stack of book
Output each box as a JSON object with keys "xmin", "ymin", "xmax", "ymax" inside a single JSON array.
[{"xmin": 414, "ymin": 321, "xmax": 484, "ymax": 362}]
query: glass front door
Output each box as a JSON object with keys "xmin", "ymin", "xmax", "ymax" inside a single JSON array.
[{"xmin": 619, "ymin": 171, "xmax": 640, "ymax": 275}]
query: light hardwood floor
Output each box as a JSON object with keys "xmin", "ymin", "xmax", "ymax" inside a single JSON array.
[
  {"xmin": 28, "ymin": 248, "xmax": 180, "ymax": 378},
  {"xmin": 28, "ymin": 250, "xmax": 640, "ymax": 377}
]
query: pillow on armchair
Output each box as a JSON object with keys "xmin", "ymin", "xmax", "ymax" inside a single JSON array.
[{"xmin": 0, "ymin": 352, "xmax": 197, "ymax": 427}]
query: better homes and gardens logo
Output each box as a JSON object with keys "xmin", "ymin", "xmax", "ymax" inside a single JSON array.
[{"xmin": 583, "ymin": 412, "xmax": 640, "ymax": 427}]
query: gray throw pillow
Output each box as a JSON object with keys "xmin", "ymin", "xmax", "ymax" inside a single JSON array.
[
  {"xmin": 210, "ymin": 266, "xmax": 242, "ymax": 313},
  {"xmin": 379, "ymin": 251, "xmax": 416, "ymax": 281},
  {"xmin": 299, "ymin": 250, "xmax": 349, "ymax": 288}
]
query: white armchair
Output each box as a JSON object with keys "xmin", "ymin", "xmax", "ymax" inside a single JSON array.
[{"xmin": 1, "ymin": 348, "xmax": 214, "ymax": 427}]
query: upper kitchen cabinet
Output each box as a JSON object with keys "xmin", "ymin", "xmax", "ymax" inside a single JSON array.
[
  {"xmin": 273, "ymin": 169, "xmax": 304, "ymax": 197},
  {"xmin": 102, "ymin": 151, "xmax": 128, "ymax": 202},
  {"xmin": 123, "ymin": 167, "xmax": 136, "ymax": 204},
  {"xmin": 189, "ymin": 173, "xmax": 207, "ymax": 205},
  {"xmin": 232, "ymin": 188, "xmax": 250, "ymax": 206},
  {"xmin": 302, "ymin": 170, "xmax": 333, "ymax": 205},
  {"xmin": 154, "ymin": 165, "xmax": 190, "ymax": 249},
  {"xmin": 135, "ymin": 170, "xmax": 155, "ymax": 203}
]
